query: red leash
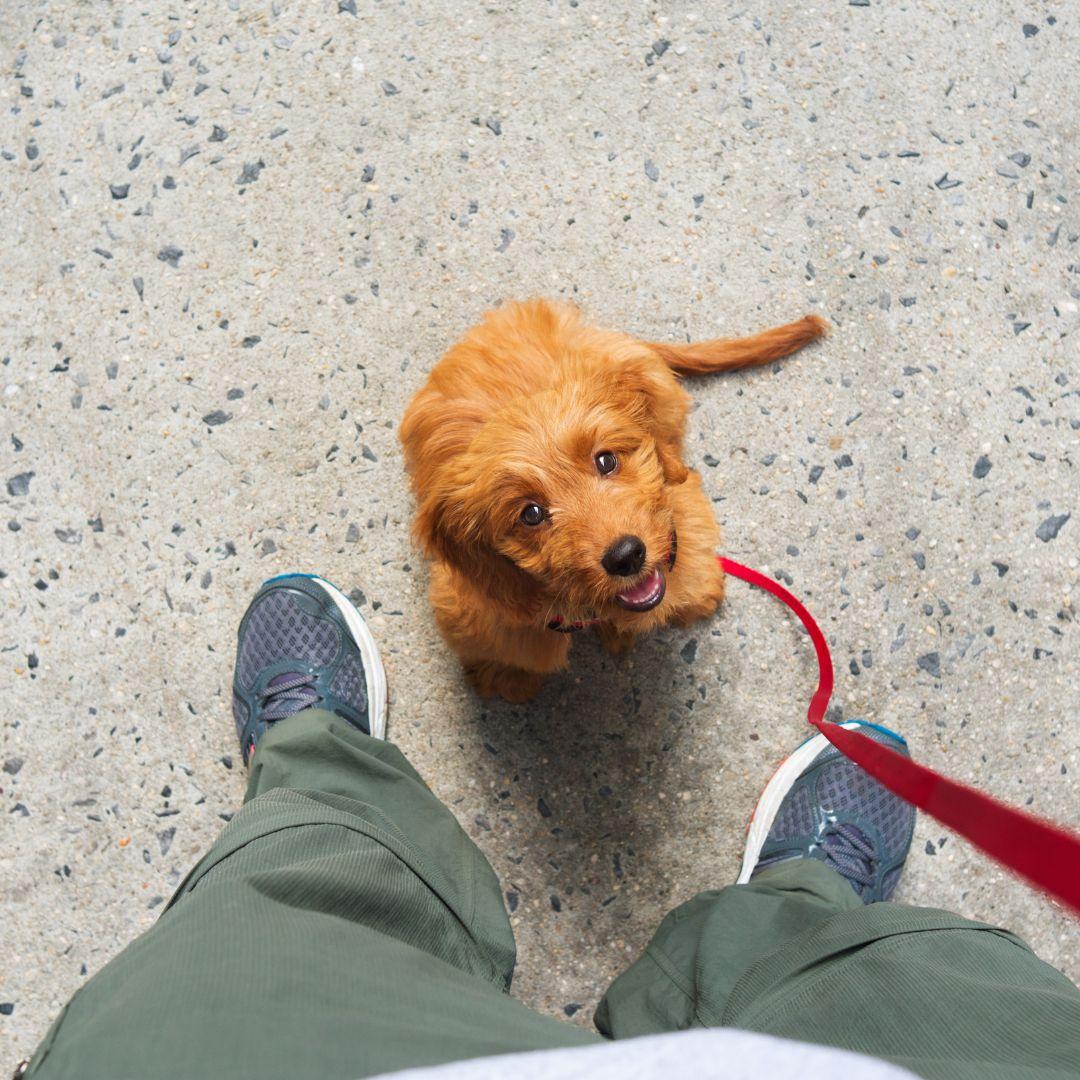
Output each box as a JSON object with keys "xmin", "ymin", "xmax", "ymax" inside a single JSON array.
[{"xmin": 719, "ymin": 556, "xmax": 1080, "ymax": 917}]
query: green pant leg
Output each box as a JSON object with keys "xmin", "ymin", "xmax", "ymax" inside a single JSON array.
[
  {"xmin": 595, "ymin": 856, "xmax": 862, "ymax": 1036},
  {"xmin": 241, "ymin": 707, "xmax": 519, "ymax": 979},
  {"xmin": 28, "ymin": 711, "xmax": 596, "ymax": 1080},
  {"xmin": 597, "ymin": 859, "xmax": 1080, "ymax": 1080}
]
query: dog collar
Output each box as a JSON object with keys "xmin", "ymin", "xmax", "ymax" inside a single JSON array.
[
  {"xmin": 546, "ymin": 615, "xmax": 601, "ymax": 633},
  {"xmin": 547, "ymin": 530, "xmax": 678, "ymax": 633}
]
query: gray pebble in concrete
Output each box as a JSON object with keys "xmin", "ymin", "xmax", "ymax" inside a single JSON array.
[
  {"xmin": 1035, "ymin": 513, "xmax": 1070, "ymax": 542},
  {"xmin": 918, "ymin": 653, "xmax": 942, "ymax": 679},
  {"xmin": 236, "ymin": 160, "xmax": 265, "ymax": 186},
  {"xmin": 6, "ymin": 472, "xmax": 34, "ymax": 497}
]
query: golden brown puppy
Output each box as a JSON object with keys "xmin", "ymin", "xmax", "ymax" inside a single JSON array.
[{"xmin": 400, "ymin": 300, "xmax": 825, "ymax": 702}]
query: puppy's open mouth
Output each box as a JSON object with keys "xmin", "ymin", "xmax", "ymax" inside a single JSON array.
[{"xmin": 614, "ymin": 568, "xmax": 666, "ymax": 612}]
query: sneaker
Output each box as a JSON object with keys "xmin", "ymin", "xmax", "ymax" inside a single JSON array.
[
  {"xmin": 232, "ymin": 574, "xmax": 387, "ymax": 764},
  {"xmin": 737, "ymin": 721, "xmax": 915, "ymax": 903}
]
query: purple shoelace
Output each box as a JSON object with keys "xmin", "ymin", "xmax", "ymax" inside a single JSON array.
[
  {"xmin": 258, "ymin": 672, "xmax": 320, "ymax": 723},
  {"xmin": 821, "ymin": 821, "xmax": 877, "ymax": 887}
]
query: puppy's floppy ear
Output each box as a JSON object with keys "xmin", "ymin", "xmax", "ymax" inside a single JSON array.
[
  {"xmin": 652, "ymin": 438, "xmax": 690, "ymax": 486},
  {"xmin": 605, "ymin": 355, "xmax": 691, "ymax": 485},
  {"xmin": 413, "ymin": 484, "xmax": 540, "ymax": 615},
  {"xmin": 402, "ymin": 389, "xmax": 540, "ymax": 614}
]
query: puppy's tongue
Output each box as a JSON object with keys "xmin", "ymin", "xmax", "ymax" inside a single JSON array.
[{"xmin": 615, "ymin": 568, "xmax": 665, "ymax": 612}]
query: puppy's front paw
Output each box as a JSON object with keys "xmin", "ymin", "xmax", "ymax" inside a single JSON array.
[
  {"xmin": 467, "ymin": 661, "xmax": 545, "ymax": 703},
  {"xmin": 597, "ymin": 622, "xmax": 638, "ymax": 656}
]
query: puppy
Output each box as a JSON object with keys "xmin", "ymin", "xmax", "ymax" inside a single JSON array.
[{"xmin": 400, "ymin": 300, "xmax": 825, "ymax": 702}]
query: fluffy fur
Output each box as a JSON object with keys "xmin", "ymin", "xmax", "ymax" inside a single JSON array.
[{"xmin": 400, "ymin": 300, "xmax": 825, "ymax": 701}]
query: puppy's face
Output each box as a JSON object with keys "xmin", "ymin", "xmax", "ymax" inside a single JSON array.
[{"xmin": 450, "ymin": 379, "xmax": 686, "ymax": 621}]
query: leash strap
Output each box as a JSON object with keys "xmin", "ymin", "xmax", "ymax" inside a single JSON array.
[{"xmin": 719, "ymin": 556, "xmax": 1080, "ymax": 917}]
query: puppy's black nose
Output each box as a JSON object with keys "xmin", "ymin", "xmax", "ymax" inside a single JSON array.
[{"xmin": 602, "ymin": 535, "xmax": 646, "ymax": 577}]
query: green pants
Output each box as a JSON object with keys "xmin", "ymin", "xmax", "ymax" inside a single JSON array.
[{"xmin": 28, "ymin": 711, "xmax": 1080, "ymax": 1079}]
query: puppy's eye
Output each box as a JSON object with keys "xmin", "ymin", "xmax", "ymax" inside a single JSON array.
[
  {"xmin": 595, "ymin": 451, "xmax": 618, "ymax": 475},
  {"xmin": 520, "ymin": 503, "xmax": 546, "ymax": 527}
]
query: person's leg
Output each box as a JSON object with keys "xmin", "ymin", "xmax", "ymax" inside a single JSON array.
[
  {"xmin": 596, "ymin": 722, "xmax": 1080, "ymax": 1080},
  {"xmin": 27, "ymin": 575, "xmax": 595, "ymax": 1080}
]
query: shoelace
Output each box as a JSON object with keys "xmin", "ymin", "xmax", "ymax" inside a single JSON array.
[
  {"xmin": 257, "ymin": 673, "xmax": 320, "ymax": 722},
  {"xmin": 821, "ymin": 822, "xmax": 877, "ymax": 888}
]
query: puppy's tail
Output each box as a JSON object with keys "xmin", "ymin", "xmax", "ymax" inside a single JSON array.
[{"xmin": 647, "ymin": 314, "xmax": 827, "ymax": 376}]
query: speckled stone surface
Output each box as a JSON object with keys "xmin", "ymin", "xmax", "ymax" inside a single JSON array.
[{"xmin": 2, "ymin": 0, "xmax": 1078, "ymax": 1063}]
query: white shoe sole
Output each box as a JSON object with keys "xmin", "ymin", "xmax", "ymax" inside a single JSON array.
[
  {"xmin": 736, "ymin": 721, "xmax": 872, "ymax": 885},
  {"xmin": 306, "ymin": 575, "xmax": 388, "ymax": 740}
]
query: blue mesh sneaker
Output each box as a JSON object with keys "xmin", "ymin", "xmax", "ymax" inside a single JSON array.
[
  {"xmin": 232, "ymin": 574, "xmax": 387, "ymax": 764},
  {"xmin": 737, "ymin": 721, "xmax": 916, "ymax": 903}
]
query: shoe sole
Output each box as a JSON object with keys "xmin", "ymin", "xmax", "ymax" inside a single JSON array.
[
  {"xmin": 262, "ymin": 573, "xmax": 388, "ymax": 739},
  {"xmin": 735, "ymin": 720, "xmax": 905, "ymax": 885}
]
